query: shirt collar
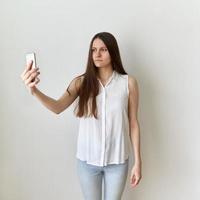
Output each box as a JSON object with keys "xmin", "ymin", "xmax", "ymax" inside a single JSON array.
[{"xmin": 97, "ymin": 70, "xmax": 116, "ymax": 87}]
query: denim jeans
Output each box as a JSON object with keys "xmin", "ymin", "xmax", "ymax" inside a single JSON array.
[{"xmin": 76, "ymin": 158, "xmax": 129, "ymax": 200}]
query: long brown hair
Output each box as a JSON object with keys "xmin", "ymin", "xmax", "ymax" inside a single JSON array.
[{"xmin": 67, "ymin": 32, "xmax": 128, "ymax": 119}]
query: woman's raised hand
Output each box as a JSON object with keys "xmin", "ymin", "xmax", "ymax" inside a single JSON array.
[{"xmin": 20, "ymin": 60, "xmax": 40, "ymax": 94}]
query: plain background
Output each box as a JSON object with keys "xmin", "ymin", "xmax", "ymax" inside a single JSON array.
[{"xmin": 1, "ymin": 0, "xmax": 200, "ymax": 199}]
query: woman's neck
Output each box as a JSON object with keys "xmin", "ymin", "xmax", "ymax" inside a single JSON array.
[{"xmin": 97, "ymin": 67, "xmax": 114, "ymax": 82}]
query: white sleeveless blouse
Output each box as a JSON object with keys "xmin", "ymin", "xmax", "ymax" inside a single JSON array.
[{"xmin": 75, "ymin": 70, "xmax": 131, "ymax": 166}]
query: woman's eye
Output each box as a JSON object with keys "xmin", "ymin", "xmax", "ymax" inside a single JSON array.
[{"xmin": 91, "ymin": 48, "xmax": 107, "ymax": 52}]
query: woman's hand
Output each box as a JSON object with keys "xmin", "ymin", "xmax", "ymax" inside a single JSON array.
[
  {"xmin": 20, "ymin": 60, "xmax": 40, "ymax": 94},
  {"xmin": 130, "ymin": 162, "xmax": 142, "ymax": 188}
]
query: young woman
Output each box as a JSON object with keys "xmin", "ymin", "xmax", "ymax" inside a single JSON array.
[{"xmin": 20, "ymin": 32, "xmax": 142, "ymax": 200}]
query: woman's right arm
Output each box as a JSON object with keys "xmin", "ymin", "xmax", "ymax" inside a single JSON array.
[{"xmin": 20, "ymin": 61, "xmax": 82, "ymax": 114}]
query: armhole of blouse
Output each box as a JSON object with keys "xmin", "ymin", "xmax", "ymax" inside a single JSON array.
[{"xmin": 127, "ymin": 75, "xmax": 129, "ymax": 96}]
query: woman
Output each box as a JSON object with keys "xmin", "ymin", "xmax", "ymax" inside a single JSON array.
[{"xmin": 20, "ymin": 32, "xmax": 142, "ymax": 200}]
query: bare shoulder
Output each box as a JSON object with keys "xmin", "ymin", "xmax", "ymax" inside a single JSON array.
[
  {"xmin": 128, "ymin": 74, "xmax": 139, "ymax": 92},
  {"xmin": 74, "ymin": 74, "xmax": 84, "ymax": 88},
  {"xmin": 67, "ymin": 74, "xmax": 84, "ymax": 95}
]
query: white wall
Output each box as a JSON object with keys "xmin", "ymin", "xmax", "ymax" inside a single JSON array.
[{"xmin": 1, "ymin": 0, "xmax": 200, "ymax": 199}]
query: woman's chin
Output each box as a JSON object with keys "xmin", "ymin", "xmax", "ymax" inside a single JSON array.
[{"xmin": 95, "ymin": 64, "xmax": 104, "ymax": 68}]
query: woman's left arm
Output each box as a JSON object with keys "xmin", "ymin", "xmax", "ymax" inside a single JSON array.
[{"xmin": 128, "ymin": 75, "xmax": 142, "ymax": 188}]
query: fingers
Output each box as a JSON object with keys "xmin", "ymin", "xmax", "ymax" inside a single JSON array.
[
  {"xmin": 20, "ymin": 61, "xmax": 41, "ymax": 93},
  {"xmin": 130, "ymin": 175, "xmax": 136, "ymax": 185},
  {"xmin": 21, "ymin": 60, "xmax": 33, "ymax": 78},
  {"xmin": 22, "ymin": 67, "xmax": 39, "ymax": 82},
  {"xmin": 28, "ymin": 77, "xmax": 40, "ymax": 88},
  {"xmin": 130, "ymin": 174, "xmax": 141, "ymax": 188},
  {"xmin": 24, "ymin": 71, "xmax": 40, "ymax": 86},
  {"xmin": 20, "ymin": 59, "xmax": 39, "ymax": 80}
]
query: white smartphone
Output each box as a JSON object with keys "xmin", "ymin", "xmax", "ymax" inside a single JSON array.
[{"xmin": 26, "ymin": 52, "xmax": 36, "ymax": 68}]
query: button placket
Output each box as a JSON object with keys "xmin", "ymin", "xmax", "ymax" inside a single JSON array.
[
  {"xmin": 98, "ymin": 71, "xmax": 115, "ymax": 166},
  {"xmin": 100, "ymin": 87, "xmax": 106, "ymax": 166}
]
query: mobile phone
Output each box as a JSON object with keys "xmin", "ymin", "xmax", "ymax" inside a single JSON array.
[
  {"xmin": 26, "ymin": 52, "xmax": 36, "ymax": 68},
  {"xmin": 26, "ymin": 52, "xmax": 37, "ymax": 82}
]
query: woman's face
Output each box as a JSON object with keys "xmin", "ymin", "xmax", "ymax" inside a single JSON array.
[{"xmin": 92, "ymin": 38, "xmax": 111, "ymax": 68}]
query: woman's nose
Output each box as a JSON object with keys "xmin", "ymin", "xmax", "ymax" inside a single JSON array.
[{"xmin": 96, "ymin": 50, "xmax": 101, "ymax": 56}]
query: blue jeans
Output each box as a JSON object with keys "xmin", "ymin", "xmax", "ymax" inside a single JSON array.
[{"xmin": 76, "ymin": 158, "xmax": 129, "ymax": 200}]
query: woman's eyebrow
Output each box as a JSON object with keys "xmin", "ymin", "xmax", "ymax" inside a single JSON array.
[{"xmin": 92, "ymin": 46, "xmax": 107, "ymax": 49}]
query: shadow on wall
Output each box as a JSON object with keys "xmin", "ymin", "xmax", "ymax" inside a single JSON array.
[{"xmin": 122, "ymin": 40, "xmax": 167, "ymax": 200}]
